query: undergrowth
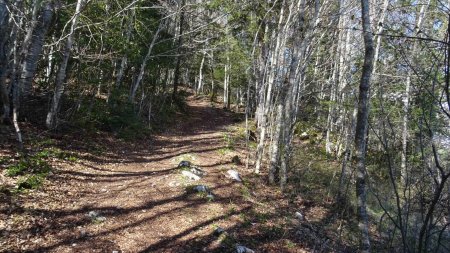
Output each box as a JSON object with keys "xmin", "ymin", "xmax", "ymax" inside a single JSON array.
[
  {"xmin": 1, "ymin": 147, "xmax": 78, "ymax": 192},
  {"xmin": 2, "ymin": 152, "xmax": 51, "ymax": 191},
  {"xmin": 69, "ymin": 88, "xmax": 189, "ymax": 140}
]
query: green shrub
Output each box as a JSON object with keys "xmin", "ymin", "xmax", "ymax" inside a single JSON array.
[
  {"xmin": 17, "ymin": 174, "xmax": 45, "ymax": 190},
  {"xmin": 6, "ymin": 157, "xmax": 50, "ymax": 177}
]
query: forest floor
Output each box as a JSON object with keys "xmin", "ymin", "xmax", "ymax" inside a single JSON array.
[{"xmin": 0, "ymin": 91, "xmax": 356, "ymax": 253}]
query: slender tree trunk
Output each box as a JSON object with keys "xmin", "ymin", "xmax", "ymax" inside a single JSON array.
[
  {"xmin": 325, "ymin": 38, "xmax": 339, "ymax": 155},
  {"xmin": 337, "ymin": 104, "xmax": 357, "ymax": 202},
  {"xmin": 115, "ymin": 10, "xmax": 134, "ymax": 89},
  {"xmin": 269, "ymin": 90, "xmax": 285, "ymax": 184},
  {"xmin": 9, "ymin": 1, "xmax": 24, "ymax": 149},
  {"xmin": 46, "ymin": 0, "xmax": 83, "ymax": 129},
  {"xmin": 0, "ymin": 0, "xmax": 9, "ymax": 123},
  {"xmin": 45, "ymin": 35, "xmax": 55, "ymax": 83},
  {"xmin": 172, "ymin": 0, "xmax": 185, "ymax": 100},
  {"xmin": 210, "ymin": 52, "xmax": 216, "ymax": 101},
  {"xmin": 277, "ymin": 95, "xmax": 287, "ymax": 189},
  {"xmin": 129, "ymin": 21, "xmax": 163, "ymax": 102},
  {"xmin": 355, "ymin": 0, "xmax": 375, "ymax": 251},
  {"xmin": 338, "ymin": 0, "xmax": 388, "ymax": 203},
  {"xmin": 401, "ymin": 0, "xmax": 430, "ymax": 187},
  {"xmin": 197, "ymin": 51, "xmax": 206, "ymax": 94},
  {"xmin": 223, "ymin": 53, "xmax": 230, "ymax": 109}
]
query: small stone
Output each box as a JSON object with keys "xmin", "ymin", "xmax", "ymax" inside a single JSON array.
[
  {"xmin": 213, "ymin": 227, "xmax": 225, "ymax": 236},
  {"xmin": 72, "ymin": 243, "xmax": 77, "ymax": 247},
  {"xmin": 96, "ymin": 216, "xmax": 107, "ymax": 222},
  {"xmin": 182, "ymin": 170, "xmax": 201, "ymax": 181},
  {"xmin": 295, "ymin": 211, "xmax": 304, "ymax": 221},
  {"xmin": 227, "ymin": 170, "xmax": 242, "ymax": 182},
  {"xmin": 193, "ymin": 185, "xmax": 209, "ymax": 193},
  {"xmin": 190, "ymin": 166, "xmax": 207, "ymax": 176},
  {"xmin": 235, "ymin": 245, "xmax": 255, "ymax": 253},
  {"xmin": 87, "ymin": 211, "xmax": 99, "ymax": 218},
  {"xmin": 112, "ymin": 251, "xmax": 119, "ymax": 253},
  {"xmin": 178, "ymin": 161, "xmax": 191, "ymax": 168}
]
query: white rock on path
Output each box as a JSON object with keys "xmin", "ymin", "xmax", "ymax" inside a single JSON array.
[
  {"xmin": 87, "ymin": 211, "xmax": 99, "ymax": 218},
  {"xmin": 295, "ymin": 211, "xmax": 304, "ymax": 221},
  {"xmin": 182, "ymin": 170, "xmax": 201, "ymax": 181},
  {"xmin": 87, "ymin": 211, "xmax": 107, "ymax": 222},
  {"xmin": 190, "ymin": 166, "xmax": 207, "ymax": 176},
  {"xmin": 227, "ymin": 170, "xmax": 242, "ymax": 182}
]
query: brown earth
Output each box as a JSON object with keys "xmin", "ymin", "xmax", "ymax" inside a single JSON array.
[{"xmin": 0, "ymin": 93, "xmax": 351, "ymax": 253}]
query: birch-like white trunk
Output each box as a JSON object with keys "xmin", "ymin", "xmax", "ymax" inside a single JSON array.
[
  {"xmin": 223, "ymin": 50, "xmax": 230, "ymax": 108},
  {"xmin": 130, "ymin": 21, "xmax": 163, "ymax": 103},
  {"xmin": 255, "ymin": 0, "xmax": 287, "ymax": 174},
  {"xmin": 19, "ymin": 1, "xmax": 54, "ymax": 97},
  {"xmin": 269, "ymin": 91, "xmax": 284, "ymax": 184},
  {"xmin": 401, "ymin": 0, "xmax": 430, "ymax": 186},
  {"xmin": 115, "ymin": 10, "xmax": 134, "ymax": 88},
  {"xmin": 197, "ymin": 51, "xmax": 206, "ymax": 94},
  {"xmin": 46, "ymin": 0, "xmax": 83, "ymax": 129}
]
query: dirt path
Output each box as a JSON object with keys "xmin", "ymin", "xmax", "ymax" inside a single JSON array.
[{"xmin": 2, "ymin": 94, "xmax": 257, "ymax": 253}]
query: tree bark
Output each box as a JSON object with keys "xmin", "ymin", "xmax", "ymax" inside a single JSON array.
[
  {"xmin": 19, "ymin": 0, "xmax": 54, "ymax": 97},
  {"xmin": 355, "ymin": 0, "xmax": 375, "ymax": 251},
  {"xmin": 196, "ymin": 51, "xmax": 206, "ymax": 94},
  {"xmin": 223, "ymin": 51, "xmax": 230, "ymax": 109},
  {"xmin": 172, "ymin": 0, "xmax": 185, "ymax": 100},
  {"xmin": 269, "ymin": 90, "xmax": 285, "ymax": 184},
  {"xmin": 129, "ymin": 21, "xmax": 163, "ymax": 103},
  {"xmin": 401, "ymin": 0, "xmax": 430, "ymax": 187},
  {"xmin": 0, "ymin": 0, "xmax": 9, "ymax": 122},
  {"xmin": 115, "ymin": 10, "xmax": 134, "ymax": 89},
  {"xmin": 255, "ymin": 0, "xmax": 287, "ymax": 174},
  {"xmin": 46, "ymin": 0, "xmax": 83, "ymax": 129}
]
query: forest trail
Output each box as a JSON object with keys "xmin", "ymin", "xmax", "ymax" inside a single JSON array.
[{"xmin": 2, "ymin": 92, "xmax": 261, "ymax": 253}]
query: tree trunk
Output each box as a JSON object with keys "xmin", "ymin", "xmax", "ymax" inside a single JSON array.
[
  {"xmin": 46, "ymin": 0, "xmax": 83, "ymax": 129},
  {"xmin": 401, "ymin": 0, "xmax": 430, "ymax": 187},
  {"xmin": 0, "ymin": 0, "xmax": 9, "ymax": 122},
  {"xmin": 255, "ymin": 0, "xmax": 287, "ymax": 174},
  {"xmin": 115, "ymin": 10, "xmax": 134, "ymax": 89},
  {"xmin": 129, "ymin": 21, "xmax": 163, "ymax": 102},
  {"xmin": 223, "ymin": 52, "xmax": 230, "ymax": 109},
  {"xmin": 172, "ymin": 0, "xmax": 185, "ymax": 100},
  {"xmin": 355, "ymin": 0, "xmax": 375, "ymax": 251},
  {"xmin": 19, "ymin": 1, "xmax": 54, "ymax": 97},
  {"xmin": 197, "ymin": 51, "xmax": 206, "ymax": 94},
  {"xmin": 209, "ymin": 52, "xmax": 215, "ymax": 101},
  {"xmin": 338, "ymin": 0, "xmax": 388, "ymax": 204},
  {"xmin": 269, "ymin": 90, "xmax": 285, "ymax": 184},
  {"xmin": 45, "ymin": 35, "xmax": 55, "ymax": 83}
]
